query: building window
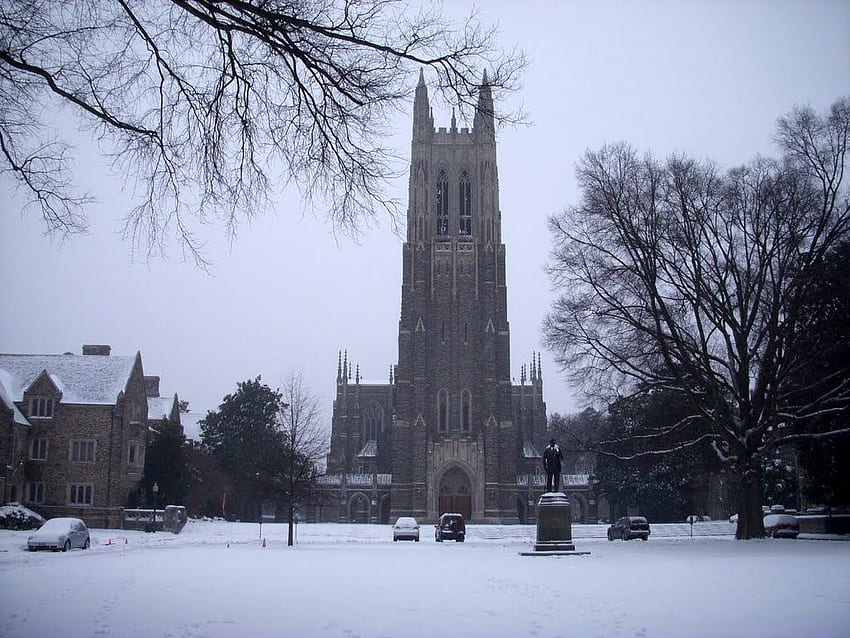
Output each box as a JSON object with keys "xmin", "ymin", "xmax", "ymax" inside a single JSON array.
[
  {"xmin": 70, "ymin": 440, "xmax": 96, "ymax": 462},
  {"xmin": 435, "ymin": 169, "xmax": 449, "ymax": 236},
  {"xmin": 128, "ymin": 442, "xmax": 141, "ymax": 466},
  {"xmin": 438, "ymin": 389, "xmax": 449, "ymax": 432},
  {"xmin": 26, "ymin": 482, "xmax": 45, "ymax": 504},
  {"xmin": 69, "ymin": 484, "xmax": 93, "ymax": 505},
  {"xmin": 364, "ymin": 402, "xmax": 384, "ymax": 441},
  {"xmin": 30, "ymin": 438, "xmax": 48, "ymax": 460},
  {"xmin": 30, "ymin": 397, "xmax": 54, "ymax": 418},
  {"xmin": 461, "ymin": 390, "xmax": 472, "ymax": 432},
  {"xmin": 459, "ymin": 170, "xmax": 471, "ymax": 235}
]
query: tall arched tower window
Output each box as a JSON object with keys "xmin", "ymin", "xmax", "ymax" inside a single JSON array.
[
  {"xmin": 436, "ymin": 169, "xmax": 449, "ymax": 236},
  {"xmin": 460, "ymin": 389, "xmax": 472, "ymax": 431},
  {"xmin": 364, "ymin": 402, "xmax": 384, "ymax": 441},
  {"xmin": 437, "ymin": 389, "xmax": 449, "ymax": 432},
  {"xmin": 459, "ymin": 170, "xmax": 471, "ymax": 236}
]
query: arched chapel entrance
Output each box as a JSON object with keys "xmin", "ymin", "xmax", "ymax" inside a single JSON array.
[{"xmin": 438, "ymin": 466, "xmax": 472, "ymax": 520}]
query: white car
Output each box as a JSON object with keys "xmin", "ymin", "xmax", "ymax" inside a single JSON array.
[
  {"xmin": 392, "ymin": 516, "xmax": 420, "ymax": 542},
  {"xmin": 27, "ymin": 517, "xmax": 91, "ymax": 552}
]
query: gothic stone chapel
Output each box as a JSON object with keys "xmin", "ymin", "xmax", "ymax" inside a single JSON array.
[{"xmin": 315, "ymin": 72, "xmax": 570, "ymax": 525}]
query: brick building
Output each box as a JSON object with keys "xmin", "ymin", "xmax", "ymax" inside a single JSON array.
[
  {"xmin": 315, "ymin": 73, "xmax": 595, "ymax": 524},
  {"xmin": 0, "ymin": 345, "xmax": 176, "ymax": 528}
]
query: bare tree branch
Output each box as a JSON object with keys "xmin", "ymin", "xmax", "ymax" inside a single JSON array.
[{"xmin": 0, "ymin": 0, "xmax": 526, "ymax": 263}]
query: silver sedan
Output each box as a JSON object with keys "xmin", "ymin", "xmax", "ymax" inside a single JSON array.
[{"xmin": 27, "ymin": 517, "xmax": 91, "ymax": 552}]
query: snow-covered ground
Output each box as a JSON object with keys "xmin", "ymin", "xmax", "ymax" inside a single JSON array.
[{"xmin": 1, "ymin": 520, "xmax": 848, "ymax": 637}]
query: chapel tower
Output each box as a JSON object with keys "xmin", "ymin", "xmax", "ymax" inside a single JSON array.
[{"xmin": 391, "ymin": 71, "xmax": 518, "ymax": 522}]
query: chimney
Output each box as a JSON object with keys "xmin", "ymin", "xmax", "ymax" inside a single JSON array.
[
  {"xmin": 82, "ymin": 344, "xmax": 111, "ymax": 356},
  {"xmin": 144, "ymin": 376, "xmax": 161, "ymax": 398}
]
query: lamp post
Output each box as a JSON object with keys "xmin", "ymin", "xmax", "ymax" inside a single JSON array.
[{"xmin": 152, "ymin": 482, "xmax": 159, "ymax": 533}]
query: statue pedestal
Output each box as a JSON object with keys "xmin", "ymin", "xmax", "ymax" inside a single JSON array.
[{"xmin": 520, "ymin": 492, "xmax": 590, "ymax": 557}]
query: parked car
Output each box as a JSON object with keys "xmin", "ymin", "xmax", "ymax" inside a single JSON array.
[
  {"xmin": 27, "ymin": 517, "xmax": 90, "ymax": 552},
  {"xmin": 607, "ymin": 516, "xmax": 651, "ymax": 541},
  {"xmin": 763, "ymin": 513, "xmax": 799, "ymax": 538},
  {"xmin": 435, "ymin": 512, "xmax": 466, "ymax": 542},
  {"xmin": 392, "ymin": 516, "xmax": 420, "ymax": 542},
  {"xmin": 686, "ymin": 514, "xmax": 712, "ymax": 524}
]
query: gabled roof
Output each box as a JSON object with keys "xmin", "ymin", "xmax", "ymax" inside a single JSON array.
[
  {"xmin": 0, "ymin": 369, "xmax": 30, "ymax": 426},
  {"xmin": 0, "ymin": 353, "xmax": 139, "ymax": 405},
  {"xmin": 523, "ymin": 440, "xmax": 542, "ymax": 458},
  {"xmin": 357, "ymin": 440, "xmax": 378, "ymax": 458},
  {"xmin": 147, "ymin": 395, "xmax": 177, "ymax": 422}
]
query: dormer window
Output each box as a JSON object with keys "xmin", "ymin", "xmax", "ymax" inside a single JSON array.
[{"xmin": 30, "ymin": 397, "xmax": 54, "ymax": 418}]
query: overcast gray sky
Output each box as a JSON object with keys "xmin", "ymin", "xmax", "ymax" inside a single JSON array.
[{"xmin": 2, "ymin": 0, "xmax": 849, "ymax": 429}]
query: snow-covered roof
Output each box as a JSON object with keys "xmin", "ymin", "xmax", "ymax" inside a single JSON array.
[
  {"xmin": 0, "ymin": 353, "xmax": 138, "ymax": 405},
  {"xmin": 357, "ymin": 440, "xmax": 378, "ymax": 457},
  {"xmin": 516, "ymin": 473, "xmax": 590, "ymax": 487},
  {"xmin": 147, "ymin": 396, "xmax": 176, "ymax": 422},
  {"xmin": 0, "ymin": 369, "xmax": 29, "ymax": 425},
  {"xmin": 523, "ymin": 440, "xmax": 541, "ymax": 458}
]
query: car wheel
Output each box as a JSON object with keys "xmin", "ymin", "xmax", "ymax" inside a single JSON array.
[
  {"xmin": 415, "ymin": 537, "xmax": 419, "ymax": 542},
  {"xmin": 641, "ymin": 536, "xmax": 648, "ymax": 541},
  {"xmin": 458, "ymin": 537, "xmax": 464, "ymax": 543},
  {"xmin": 83, "ymin": 537, "xmax": 90, "ymax": 549},
  {"xmin": 63, "ymin": 540, "xmax": 71, "ymax": 552},
  {"xmin": 607, "ymin": 531, "xmax": 614, "ymax": 541},
  {"xmin": 393, "ymin": 537, "xmax": 398, "ymax": 542}
]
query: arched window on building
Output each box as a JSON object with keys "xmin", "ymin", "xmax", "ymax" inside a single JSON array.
[
  {"xmin": 437, "ymin": 389, "xmax": 449, "ymax": 432},
  {"xmin": 364, "ymin": 402, "xmax": 384, "ymax": 441},
  {"xmin": 460, "ymin": 389, "xmax": 472, "ymax": 432},
  {"xmin": 459, "ymin": 170, "xmax": 471, "ymax": 235},
  {"xmin": 436, "ymin": 169, "xmax": 449, "ymax": 236}
]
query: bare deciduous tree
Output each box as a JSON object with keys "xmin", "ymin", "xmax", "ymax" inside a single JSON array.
[
  {"xmin": 272, "ymin": 372, "xmax": 327, "ymax": 546},
  {"xmin": 544, "ymin": 98, "xmax": 850, "ymax": 539},
  {"xmin": 0, "ymin": 0, "xmax": 525, "ymax": 264}
]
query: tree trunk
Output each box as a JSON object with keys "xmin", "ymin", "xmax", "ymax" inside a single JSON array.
[
  {"xmin": 287, "ymin": 502, "xmax": 295, "ymax": 546},
  {"xmin": 734, "ymin": 464, "xmax": 766, "ymax": 539}
]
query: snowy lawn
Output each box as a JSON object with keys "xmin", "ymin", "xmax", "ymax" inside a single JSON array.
[{"xmin": 1, "ymin": 520, "xmax": 848, "ymax": 637}]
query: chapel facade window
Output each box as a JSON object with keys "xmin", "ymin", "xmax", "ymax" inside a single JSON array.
[
  {"xmin": 460, "ymin": 390, "xmax": 472, "ymax": 432},
  {"xmin": 437, "ymin": 389, "xmax": 449, "ymax": 432},
  {"xmin": 436, "ymin": 169, "xmax": 449, "ymax": 236},
  {"xmin": 459, "ymin": 170, "xmax": 471, "ymax": 236}
]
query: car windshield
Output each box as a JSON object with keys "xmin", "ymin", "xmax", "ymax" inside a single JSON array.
[{"xmin": 38, "ymin": 518, "xmax": 74, "ymax": 532}]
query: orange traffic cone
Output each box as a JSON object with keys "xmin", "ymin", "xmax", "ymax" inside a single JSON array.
[
  {"xmin": 226, "ymin": 542, "xmax": 230, "ymax": 548},
  {"xmin": 124, "ymin": 538, "xmax": 129, "ymax": 545},
  {"xmin": 262, "ymin": 537, "xmax": 267, "ymax": 548},
  {"xmin": 105, "ymin": 538, "xmax": 113, "ymax": 546}
]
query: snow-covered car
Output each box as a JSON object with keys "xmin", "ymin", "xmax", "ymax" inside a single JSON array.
[
  {"xmin": 763, "ymin": 513, "xmax": 799, "ymax": 538},
  {"xmin": 27, "ymin": 517, "xmax": 90, "ymax": 551},
  {"xmin": 607, "ymin": 516, "xmax": 650, "ymax": 541},
  {"xmin": 435, "ymin": 512, "xmax": 465, "ymax": 542},
  {"xmin": 392, "ymin": 516, "xmax": 420, "ymax": 542},
  {"xmin": 686, "ymin": 514, "xmax": 711, "ymax": 524}
]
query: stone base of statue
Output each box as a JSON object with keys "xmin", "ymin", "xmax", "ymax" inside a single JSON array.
[{"xmin": 520, "ymin": 492, "xmax": 590, "ymax": 557}]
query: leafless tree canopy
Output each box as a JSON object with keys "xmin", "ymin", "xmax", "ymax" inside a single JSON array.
[
  {"xmin": 544, "ymin": 98, "xmax": 850, "ymax": 538},
  {"xmin": 0, "ymin": 0, "xmax": 525, "ymax": 263},
  {"xmin": 275, "ymin": 371, "xmax": 327, "ymax": 544},
  {"xmin": 277, "ymin": 371, "xmax": 327, "ymax": 466}
]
